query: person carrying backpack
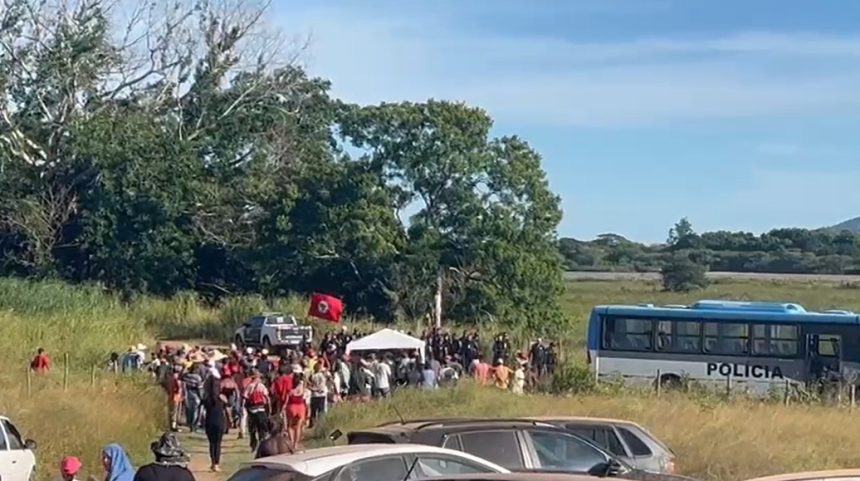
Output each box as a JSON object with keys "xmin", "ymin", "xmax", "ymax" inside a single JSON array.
[
  {"xmin": 242, "ymin": 369, "xmax": 270, "ymax": 452},
  {"xmin": 181, "ymin": 359, "xmax": 204, "ymax": 432}
]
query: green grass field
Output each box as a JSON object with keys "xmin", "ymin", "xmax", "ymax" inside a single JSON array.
[{"xmin": 3, "ymin": 277, "xmax": 860, "ymax": 480}]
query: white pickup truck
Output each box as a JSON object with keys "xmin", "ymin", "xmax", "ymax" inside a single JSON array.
[
  {"xmin": 234, "ymin": 312, "xmax": 313, "ymax": 350},
  {"xmin": 0, "ymin": 415, "xmax": 36, "ymax": 481}
]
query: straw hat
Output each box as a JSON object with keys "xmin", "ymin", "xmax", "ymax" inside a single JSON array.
[{"xmin": 209, "ymin": 350, "xmax": 227, "ymax": 363}]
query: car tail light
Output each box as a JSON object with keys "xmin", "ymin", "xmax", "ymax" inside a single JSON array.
[{"xmin": 664, "ymin": 458, "xmax": 676, "ymax": 474}]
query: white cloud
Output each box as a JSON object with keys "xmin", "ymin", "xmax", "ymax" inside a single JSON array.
[{"xmin": 280, "ymin": 5, "xmax": 860, "ymax": 127}]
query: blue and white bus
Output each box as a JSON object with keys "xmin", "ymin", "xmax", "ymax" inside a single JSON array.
[{"xmin": 586, "ymin": 300, "xmax": 859, "ymax": 393}]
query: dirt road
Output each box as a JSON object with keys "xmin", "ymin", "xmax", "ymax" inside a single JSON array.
[{"xmin": 182, "ymin": 430, "xmax": 248, "ymax": 481}]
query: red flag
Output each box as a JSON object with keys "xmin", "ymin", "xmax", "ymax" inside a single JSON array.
[{"xmin": 308, "ymin": 293, "xmax": 344, "ymax": 323}]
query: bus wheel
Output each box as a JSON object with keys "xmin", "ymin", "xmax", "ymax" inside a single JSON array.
[{"xmin": 657, "ymin": 374, "xmax": 684, "ymax": 391}]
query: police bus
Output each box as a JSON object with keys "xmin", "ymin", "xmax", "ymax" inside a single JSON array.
[{"xmin": 586, "ymin": 300, "xmax": 859, "ymax": 393}]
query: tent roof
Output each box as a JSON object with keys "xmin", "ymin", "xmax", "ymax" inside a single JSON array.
[{"xmin": 346, "ymin": 328, "xmax": 425, "ymax": 353}]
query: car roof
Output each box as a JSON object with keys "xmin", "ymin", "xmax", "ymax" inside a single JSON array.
[
  {"xmin": 244, "ymin": 444, "xmax": 509, "ymax": 477},
  {"xmin": 524, "ymin": 416, "xmax": 639, "ymax": 427},
  {"xmin": 746, "ymin": 470, "xmax": 860, "ymax": 481},
  {"xmin": 373, "ymin": 418, "xmax": 564, "ymax": 432},
  {"xmin": 413, "ymin": 474, "xmax": 619, "ymax": 481}
]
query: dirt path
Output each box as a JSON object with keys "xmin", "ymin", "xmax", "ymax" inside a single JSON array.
[{"xmin": 181, "ymin": 429, "xmax": 252, "ymax": 481}]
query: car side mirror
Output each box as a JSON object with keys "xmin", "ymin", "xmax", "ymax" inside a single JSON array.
[
  {"xmin": 25, "ymin": 439, "xmax": 36, "ymax": 450},
  {"xmin": 243, "ymin": 322, "xmax": 251, "ymax": 328},
  {"xmin": 588, "ymin": 460, "xmax": 622, "ymax": 478}
]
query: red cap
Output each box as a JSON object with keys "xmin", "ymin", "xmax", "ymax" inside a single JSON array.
[{"xmin": 62, "ymin": 456, "xmax": 82, "ymax": 475}]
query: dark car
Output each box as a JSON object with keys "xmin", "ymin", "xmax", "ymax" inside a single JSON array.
[{"xmin": 344, "ymin": 419, "xmax": 693, "ymax": 481}]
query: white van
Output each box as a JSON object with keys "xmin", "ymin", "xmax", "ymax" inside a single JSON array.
[{"xmin": 0, "ymin": 416, "xmax": 36, "ymax": 481}]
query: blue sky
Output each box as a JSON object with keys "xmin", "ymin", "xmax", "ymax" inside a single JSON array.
[{"xmin": 272, "ymin": 0, "xmax": 860, "ymax": 243}]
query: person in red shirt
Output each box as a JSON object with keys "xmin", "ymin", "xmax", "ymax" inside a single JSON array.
[
  {"xmin": 30, "ymin": 348, "xmax": 51, "ymax": 374},
  {"xmin": 270, "ymin": 364, "xmax": 294, "ymax": 417}
]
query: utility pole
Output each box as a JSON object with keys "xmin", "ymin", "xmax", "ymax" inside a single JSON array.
[{"xmin": 434, "ymin": 269, "xmax": 443, "ymax": 328}]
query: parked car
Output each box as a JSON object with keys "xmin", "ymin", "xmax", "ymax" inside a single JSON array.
[
  {"xmin": 344, "ymin": 419, "xmax": 690, "ymax": 481},
  {"xmin": 524, "ymin": 417, "xmax": 675, "ymax": 474},
  {"xmin": 415, "ymin": 474, "xmax": 623, "ymax": 481},
  {"xmin": 234, "ymin": 313, "xmax": 313, "ymax": 350},
  {"xmin": 745, "ymin": 470, "xmax": 860, "ymax": 481},
  {"xmin": 0, "ymin": 415, "xmax": 37, "ymax": 481},
  {"xmin": 226, "ymin": 444, "xmax": 510, "ymax": 481}
]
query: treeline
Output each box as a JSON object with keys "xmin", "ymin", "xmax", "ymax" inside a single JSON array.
[
  {"xmin": 0, "ymin": 0, "xmax": 563, "ymax": 331},
  {"xmin": 560, "ymin": 218, "xmax": 860, "ymax": 274}
]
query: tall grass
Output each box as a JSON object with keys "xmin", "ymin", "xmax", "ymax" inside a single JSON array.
[
  {"xmin": 312, "ymin": 383, "xmax": 860, "ymax": 481},
  {"xmin": 0, "ymin": 371, "xmax": 164, "ymax": 481}
]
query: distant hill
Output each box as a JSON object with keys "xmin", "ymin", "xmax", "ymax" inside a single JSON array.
[{"xmin": 827, "ymin": 217, "xmax": 860, "ymax": 233}]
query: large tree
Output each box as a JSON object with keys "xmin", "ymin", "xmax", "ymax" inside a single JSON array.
[{"xmin": 339, "ymin": 100, "xmax": 565, "ymax": 331}]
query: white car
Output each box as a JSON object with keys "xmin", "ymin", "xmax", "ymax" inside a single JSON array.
[
  {"xmin": 0, "ymin": 416, "xmax": 36, "ymax": 481},
  {"xmin": 226, "ymin": 444, "xmax": 510, "ymax": 481},
  {"xmin": 234, "ymin": 313, "xmax": 313, "ymax": 350}
]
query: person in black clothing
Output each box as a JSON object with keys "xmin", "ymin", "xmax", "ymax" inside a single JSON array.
[
  {"xmin": 133, "ymin": 432, "xmax": 195, "ymax": 481},
  {"xmin": 530, "ymin": 339, "xmax": 547, "ymax": 379},
  {"xmin": 203, "ymin": 372, "xmax": 227, "ymax": 473},
  {"xmin": 546, "ymin": 342, "xmax": 557, "ymax": 375}
]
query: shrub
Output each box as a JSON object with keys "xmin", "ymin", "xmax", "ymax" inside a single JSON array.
[
  {"xmin": 661, "ymin": 252, "xmax": 709, "ymax": 292},
  {"xmin": 548, "ymin": 363, "xmax": 596, "ymax": 394}
]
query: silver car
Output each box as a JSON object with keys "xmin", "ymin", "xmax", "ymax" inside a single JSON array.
[{"xmin": 526, "ymin": 417, "xmax": 675, "ymax": 475}]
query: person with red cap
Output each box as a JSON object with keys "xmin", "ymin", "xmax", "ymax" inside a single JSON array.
[{"xmin": 61, "ymin": 456, "xmax": 82, "ymax": 481}]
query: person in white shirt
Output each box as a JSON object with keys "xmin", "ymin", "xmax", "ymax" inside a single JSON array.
[
  {"xmin": 374, "ymin": 354, "xmax": 393, "ymax": 398},
  {"xmin": 512, "ymin": 363, "xmax": 527, "ymax": 395},
  {"xmin": 308, "ymin": 363, "xmax": 329, "ymax": 427}
]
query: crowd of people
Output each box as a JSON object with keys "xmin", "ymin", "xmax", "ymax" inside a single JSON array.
[{"xmin": 34, "ymin": 326, "xmax": 558, "ymax": 478}]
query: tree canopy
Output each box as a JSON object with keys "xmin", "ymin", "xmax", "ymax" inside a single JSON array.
[
  {"xmin": 561, "ymin": 218, "xmax": 860, "ymax": 275},
  {"xmin": 0, "ymin": 0, "xmax": 565, "ymax": 330}
]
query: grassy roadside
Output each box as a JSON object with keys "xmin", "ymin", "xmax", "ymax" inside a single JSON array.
[
  {"xmin": 311, "ymin": 383, "xmax": 860, "ymax": 481},
  {"xmin": 0, "ymin": 371, "xmax": 164, "ymax": 481}
]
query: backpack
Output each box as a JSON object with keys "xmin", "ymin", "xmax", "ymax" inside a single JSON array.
[
  {"xmin": 247, "ymin": 382, "xmax": 267, "ymax": 406},
  {"xmin": 182, "ymin": 372, "xmax": 202, "ymax": 391}
]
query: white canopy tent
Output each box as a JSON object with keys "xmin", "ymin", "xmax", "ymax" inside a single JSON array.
[{"xmin": 346, "ymin": 328, "xmax": 426, "ymax": 363}]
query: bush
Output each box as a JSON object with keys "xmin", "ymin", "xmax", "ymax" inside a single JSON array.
[
  {"xmin": 549, "ymin": 363, "xmax": 596, "ymax": 394},
  {"xmin": 661, "ymin": 252, "xmax": 709, "ymax": 292}
]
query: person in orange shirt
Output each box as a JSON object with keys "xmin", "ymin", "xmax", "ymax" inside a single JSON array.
[
  {"xmin": 492, "ymin": 359, "xmax": 511, "ymax": 390},
  {"xmin": 165, "ymin": 365, "xmax": 183, "ymax": 431},
  {"xmin": 472, "ymin": 354, "xmax": 491, "ymax": 385},
  {"xmin": 30, "ymin": 348, "xmax": 51, "ymax": 374}
]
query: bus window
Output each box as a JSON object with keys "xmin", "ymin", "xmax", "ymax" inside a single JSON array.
[
  {"xmin": 656, "ymin": 321, "xmax": 672, "ymax": 351},
  {"xmin": 674, "ymin": 321, "xmax": 701, "ymax": 353},
  {"xmin": 604, "ymin": 318, "xmax": 653, "ymax": 351},
  {"xmin": 752, "ymin": 324, "xmax": 799, "ymax": 357},
  {"xmin": 817, "ymin": 335, "xmax": 840, "ymax": 357},
  {"xmin": 704, "ymin": 322, "xmax": 749, "ymax": 355},
  {"xmin": 657, "ymin": 321, "xmax": 700, "ymax": 353}
]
